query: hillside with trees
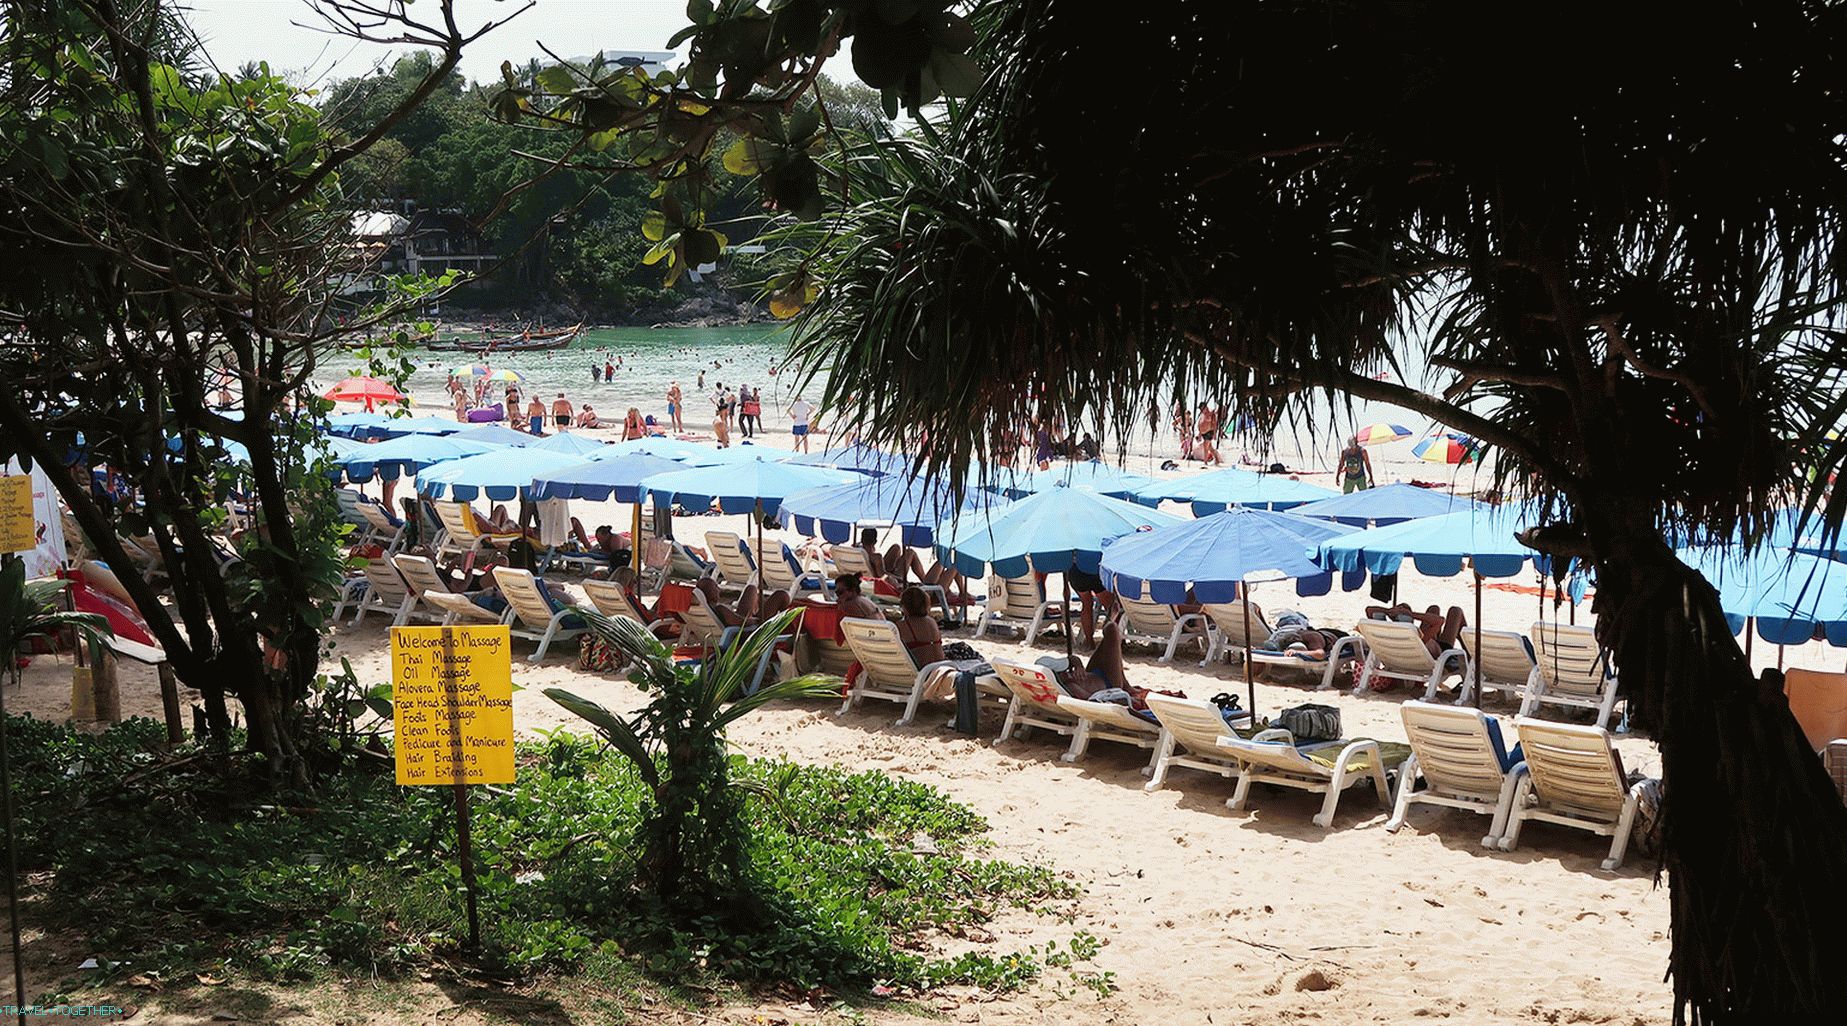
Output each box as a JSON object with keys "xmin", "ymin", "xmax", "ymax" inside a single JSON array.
[{"xmin": 318, "ymin": 53, "xmax": 884, "ymax": 323}]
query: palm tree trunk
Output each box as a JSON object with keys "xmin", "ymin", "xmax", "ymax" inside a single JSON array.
[{"xmin": 1574, "ymin": 512, "xmax": 1847, "ymax": 1020}]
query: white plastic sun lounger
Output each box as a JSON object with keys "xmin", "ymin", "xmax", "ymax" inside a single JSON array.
[
  {"xmin": 1460, "ymin": 628, "xmax": 1538, "ymax": 706},
  {"xmin": 581, "ymin": 578, "xmax": 676, "ymax": 635},
  {"xmin": 430, "ymin": 500, "xmax": 521, "ymax": 561},
  {"xmin": 1116, "ymin": 587, "xmax": 1210, "ymax": 663},
  {"xmin": 1143, "ymin": 694, "xmax": 1254, "ymax": 792},
  {"xmin": 1498, "ymin": 718, "xmax": 1648, "ymax": 870},
  {"xmin": 346, "ymin": 557, "xmax": 434, "ymax": 628},
  {"xmin": 1351, "ymin": 619, "xmax": 1468, "ymax": 701},
  {"xmin": 838, "ymin": 616, "xmax": 998, "ymax": 726},
  {"xmin": 991, "ymin": 658, "xmax": 1082, "ymax": 744},
  {"xmin": 1521, "ymin": 621, "xmax": 1620, "ymax": 728},
  {"xmin": 1386, "ymin": 701, "xmax": 1527, "ymax": 846},
  {"xmin": 494, "ymin": 568, "xmax": 589, "ymax": 662},
  {"xmin": 677, "ymin": 589, "xmax": 791, "ymax": 694},
  {"xmin": 1218, "ymin": 729, "xmax": 1402, "ymax": 828},
  {"xmin": 359, "ymin": 501, "xmax": 406, "ymax": 554},
  {"xmin": 390, "ymin": 554, "xmax": 459, "ymax": 625},
  {"xmin": 1055, "ymin": 695, "xmax": 1164, "ymax": 767},
  {"xmin": 704, "ymin": 530, "xmax": 758, "ymax": 594},
  {"xmin": 759, "ymin": 542, "xmax": 828, "ymax": 599},
  {"xmin": 419, "ymin": 589, "xmax": 514, "ymax": 628},
  {"xmin": 1201, "ymin": 599, "xmax": 1274, "ymax": 665},
  {"xmin": 975, "ymin": 570, "xmax": 1065, "ymax": 641}
]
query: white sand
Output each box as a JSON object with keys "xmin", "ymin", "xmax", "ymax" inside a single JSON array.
[{"xmin": 28, "ymin": 393, "xmax": 1834, "ymax": 1023}]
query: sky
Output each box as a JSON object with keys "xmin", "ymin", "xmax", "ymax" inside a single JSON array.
[{"xmin": 182, "ymin": 0, "xmax": 690, "ymax": 86}]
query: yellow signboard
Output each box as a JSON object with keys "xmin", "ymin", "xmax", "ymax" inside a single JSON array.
[
  {"xmin": 0, "ymin": 475, "xmax": 33, "ymax": 554},
  {"xmin": 390, "ymin": 625, "xmax": 516, "ymax": 786}
]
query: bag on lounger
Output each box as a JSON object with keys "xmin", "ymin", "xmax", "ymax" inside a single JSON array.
[{"xmin": 1277, "ymin": 703, "xmax": 1341, "ymax": 742}]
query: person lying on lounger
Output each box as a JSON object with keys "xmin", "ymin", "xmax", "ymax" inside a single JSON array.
[
  {"xmin": 1366, "ymin": 602, "xmax": 1467, "ymax": 658},
  {"xmin": 858, "ymin": 527, "xmax": 972, "ymax": 605},
  {"xmin": 696, "ymin": 576, "xmax": 792, "ymax": 629}
]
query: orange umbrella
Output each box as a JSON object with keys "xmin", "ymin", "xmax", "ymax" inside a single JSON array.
[{"xmin": 322, "ymin": 376, "xmax": 406, "ymax": 412}]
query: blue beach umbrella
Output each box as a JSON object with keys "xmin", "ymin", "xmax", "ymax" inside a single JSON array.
[
  {"xmin": 1099, "ymin": 507, "xmax": 1361, "ymax": 604},
  {"xmin": 529, "ymin": 432, "xmax": 610, "ymax": 457},
  {"xmin": 784, "ymin": 442, "xmax": 911, "ymax": 476},
  {"xmin": 779, "ymin": 476, "xmax": 998, "ymax": 547},
  {"xmin": 1135, "ymin": 468, "xmax": 1340, "ymax": 514},
  {"xmin": 1679, "ymin": 545, "xmax": 1847, "ymax": 646},
  {"xmin": 1099, "ymin": 507, "xmax": 1360, "ymax": 718},
  {"xmin": 379, "ymin": 416, "xmax": 466, "ymax": 438},
  {"xmin": 934, "ymin": 487, "xmax": 1182, "ymax": 579},
  {"xmin": 450, "ymin": 423, "xmax": 533, "ymax": 447},
  {"xmin": 338, "ymin": 435, "xmax": 502, "ymax": 483},
  {"xmin": 1315, "ymin": 505, "xmax": 1545, "ymax": 580},
  {"xmin": 641, "ymin": 459, "xmax": 860, "ymax": 515},
  {"xmin": 1764, "ymin": 509, "xmax": 1847, "ymax": 563},
  {"xmin": 532, "ymin": 454, "xmax": 688, "ymax": 503},
  {"xmin": 326, "ymin": 411, "xmax": 393, "ymax": 440},
  {"xmin": 416, "ymin": 448, "xmax": 586, "ymax": 502},
  {"xmin": 587, "ymin": 437, "xmax": 752, "ymax": 466},
  {"xmin": 1006, "ymin": 460, "xmax": 1157, "ymax": 499},
  {"xmin": 1288, "ymin": 482, "xmax": 1488, "ymax": 527}
]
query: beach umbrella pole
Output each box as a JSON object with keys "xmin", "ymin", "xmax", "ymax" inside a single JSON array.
[
  {"xmin": 1745, "ymin": 618, "xmax": 1754, "ymax": 663},
  {"xmin": 631, "ymin": 501, "xmax": 643, "ymax": 576},
  {"xmin": 1242, "ymin": 583, "xmax": 1256, "ymax": 723},
  {"xmin": 1063, "ymin": 572, "xmax": 1073, "ymax": 660},
  {"xmin": 1473, "ymin": 568, "xmax": 1483, "ymax": 709}
]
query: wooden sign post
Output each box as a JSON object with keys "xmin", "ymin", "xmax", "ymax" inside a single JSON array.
[
  {"xmin": 1, "ymin": 475, "xmax": 38, "ymax": 1023},
  {"xmin": 390, "ymin": 624, "xmax": 515, "ymax": 949}
]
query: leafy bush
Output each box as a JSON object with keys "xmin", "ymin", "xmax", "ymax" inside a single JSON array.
[{"xmin": 12, "ymin": 715, "xmax": 1076, "ymax": 994}]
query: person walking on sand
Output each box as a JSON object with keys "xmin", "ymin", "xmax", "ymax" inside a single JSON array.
[
  {"xmin": 1197, "ymin": 403, "xmax": 1223, "ymax": 465},
  {"xmin": 667, "ymin": 382, "xmax": 684, "ymax": 432},
  {"xmin": 740, "ymin": 385, "xmax": 760, "ymax": 438},
  {"xmin": 552, "ymin": 393, "xmax": 573, "ymax": 432},
  {"xmin": 525, "ymin": 396, "xmax": 546, "ymax": 436},
  {"xmin": 1339, "ymin": 435, "xmax": 1374, "ymax": 492},
  {"xmin": 789, "ymin": 394, "xmax": 814, "ymax": 452}
]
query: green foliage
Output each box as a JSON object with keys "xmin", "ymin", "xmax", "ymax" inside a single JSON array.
[
  {"xmin": 0, "ymin": 558, "xmax": 113, "ymax": 683},
  {"xmin": 497, "ymin": 0, "xmax": 977, "ymax": 283},
  {"xmin": 544, "ymin": 608, "xmax": 837, "ymax": 911},
  {"xmin": 13, "ymin": 717, "xmax": 1076, "ymax": 992}
]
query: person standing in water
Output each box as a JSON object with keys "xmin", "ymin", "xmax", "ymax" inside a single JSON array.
[
  {"xmin": 604, "ymin": 357, "xmax": 615, "ymax": 382},
  {"xmin": 1340, "ymin": 436, "xmax": 1374, "ymax": 492}
]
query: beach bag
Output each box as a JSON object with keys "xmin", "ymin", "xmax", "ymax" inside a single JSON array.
[
  {"xmin": 1277, "ymin": 703, "xmax": 1342, "ymax": 742},
  {"xmin": 577, "ymin": 634, "xmax": 627, "ymax": 674}
]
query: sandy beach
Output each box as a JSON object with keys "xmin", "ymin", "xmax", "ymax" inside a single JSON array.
[{"xmin": 24, "ymin": 382, "xmax": 1839, "ymax": 1024}]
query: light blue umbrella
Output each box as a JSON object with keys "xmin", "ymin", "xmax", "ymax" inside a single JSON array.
[
  {"xmin": 1099, "ymin": 507, "xmax": 1360, "ymax": 718},
  {"xmin": 1134, "ymin": 467, "xmax": 1340, "ymax": 514},
  {"xmin": 1679, "ymin": 545, "xmax": 1847, "ymax": 646},
  {"xmin": 378, "ymin": 416, "xmax": 465, "ymax": 438},
  {"xmin": 533, "ymin": 454, "xmax": 688, "ymax": 503},
  {"xmin": 451, "ymin": 423, "xmax": 533, "ymax": 447},
  {"xmin": 326, "ymin": 411, "xmax": 393, "ymax": 440},
  {"xmin": 779, "ymin": 477, "xmax": 998, "ymax": 547},
  {"xmin": 339, "ymin": 435, "xmax": 502, "ymax": 483},
  {"xmin": 784, "ymin": 442, "xmax": 911, "ymax": 476},
  {"xmin": 529, "ymin": 432, "xmax": 611, "ymax": 458},
  {"xmin": 1005, "ymin": 460, "xmax": 1157, "ymax": 499},
  {"xmin": 1288, "ymin": 482, "xmax": 1488, "ymax": 527},
  {"xmin": 641, "ymin": 459, "xmax": 860, "ymax": 515},
  {"xmin": 1315, "ymin": 505, "xmax": 1544, "ymax": 580},
  {"xmin": 934, "ymin": 487, "xmax": 1182, "ymax": 579},
  {"xmin": 416, "ymin": 448, "xmax": 586, "ymax": 502},
  {"xmin": 586, "ymin": 437, "xmax": 753, "ymax": 466},
  {"xmin": 1099, "ymin": 507, "xmax": 1361, "ymax": 604},
  {"xmin": 1765, "ymin": 509, "xmax": 1847, "ymax": 563}
]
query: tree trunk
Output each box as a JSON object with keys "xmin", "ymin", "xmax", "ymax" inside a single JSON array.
[{"xmin": 1579, "ymin": 509, "xmax": 1847, "ymax": 1022}]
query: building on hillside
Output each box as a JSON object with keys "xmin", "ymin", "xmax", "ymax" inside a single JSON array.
[{"xmin": 342, "ymin": 206, "xmax": 493, "ymax": 291}]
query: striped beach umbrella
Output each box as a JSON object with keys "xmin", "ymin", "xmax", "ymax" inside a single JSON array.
[
  {"xmin": 1413, "ymin": 435, "xmax": 1481, "ymax": 464},
  {"xmin": 1353, "ymin": 423, "xmax": 1412, "ymax": 446}
]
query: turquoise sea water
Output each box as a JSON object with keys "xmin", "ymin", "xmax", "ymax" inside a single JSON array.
[{"xmin": 396, "ymin": 324, "xmax": 819, "ymax": 423}]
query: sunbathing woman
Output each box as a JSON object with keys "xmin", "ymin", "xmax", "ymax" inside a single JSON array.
[
  {"xmin": 896, "ymin": 587, "xmax": 948, "ymax": 664},
  {"xmin": 695, "ymin": 576, "xmax": 792, "ymax": 629},
  {"xmin": 1061, "ymin": 621, "xmax": 1132, "ymax": 698}
]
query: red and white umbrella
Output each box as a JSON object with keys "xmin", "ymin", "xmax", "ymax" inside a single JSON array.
[{"xmin": 322, "ymin": 376, "xmax": 406, "ymax": 412}]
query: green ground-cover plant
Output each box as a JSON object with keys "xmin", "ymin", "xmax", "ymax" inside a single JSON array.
[{"xmin": 11, "ymin": 713, "xmax": 1076, "ymax": 996}]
